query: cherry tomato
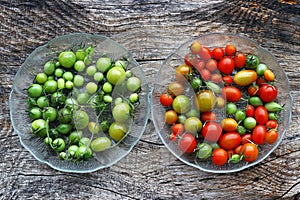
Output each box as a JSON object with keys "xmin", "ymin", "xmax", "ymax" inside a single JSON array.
[
  {"xmin": 254, "ymin": 106, "xmax": 269, "ymax": 125},
  {"xmin": 175, "ymin": 64, "xmax": 192, "ymax": 82},
  {"xmin": 221, "ymin": 118, "xmax": 238, "ymax": 132},
  {"xmin": 212, "ymin": 47, "xmax": 224, "ymax": 60},
  {"xmin": 167, "ymin": 82, "xmax": 184, "ymax": 96},
  {"xmin": 219, "ymin": 132, "xmax": 241, "ymax": 150},
  {"xmin": 198, "ymin": 47, "xmax": 212, "ymax": 61},
  {"xmin": 265, "ymin": 130, "xmax": 278, "ymax": 144},
  {"xmin": 160, "ymin": 93, "xmax": 173, "ymax": 106},
  {"xmin": 264, "ymin": 69, "xmax": 275, "ymax": 81},
  {"xmin": 241, "ymin": 133, "xmax": 253, "ymax": 144},
  {"xmin": 205, "ymin": 59, "xmax": 218, "ymax": 72},
  {"xmin": 235, "ymin": 145, "xmax": 243, "ymax": 155},
  {"xmin": 233, "ymin": 70, "xmax": 257, "ymax": 86},
  {"xmin": 227, "ymin": 150, "xmax": 234, "ymax": 159},
  {"xmin": 190, "ymin": 41, "xmax": 202, "ymax": 54},
  {"xmin": 178, "ymin": 133, "xmax": 197, "ymax": 153},
  {"xmin": 201, "ymin": 112, "xmax": 217, "ymax": 122},
  {"xmin": 194, "ymin": 90, "xmax": 216, "ymax": 112},
  {"xmin": 169, "ymin": 133, "xmax": 177, "ymax": 141},
  {"xmin": 172, "ymin": 123, "xmax": 184, "ymax": 136},
  {"xmin": 201, "ymin": 122, "xmax": 222, "ymax": 142},
  {"xmin": 252, "ymin": 125, "xmax": 267, "ymax": 145},
  {"xmin": 165, "ymin": 110, "xmax": 178, "ymax": 124},
  {"xmin": 222, "ymin": 86, "xmax": 242, "ymax": 102},
  {"xmin": 216, "ymin": 97, "xmax": 226, "ymax": 108},
  {"xmin": 210, "ymin": 73, "xmax": 222, "ymax": 83},
  {"xmin": 245, "ymin": 105, "xmax": 255, "ymax": 117},
  {"xmin": 225, "ymin": 44, "xmax": 236, "ymax": 56},
  {"xmin": 200, "ymin": 69, "xmax": 211, "ymax": 81},
  {"xmin": 247, "ymin": 84, "xmax": 259, "ymax": 96},
  {"xmin": 234, "ymin": 52, "xmax": 246, "ymax": 68},
  {"xmin": 222, "ymin": 76, "xmax": 233, "ymax": 85},
  {"xmin": 212, "ymin": 148, "xmax": 228, "ymax": 166},
  {"xmin": 194, "ymin": 60, "xmax": 205, "ymax": 72},
  {"xmin": 266, "ymin": 120, "xmax": 278, "ymax": 130},
  {"xmin": 241, "ymin": 143, "xmax": 259, "ymax": 162},
  {"xmin": 259, "ymin": 84, "xmax": 278, "ymax": 103},
  {"xmin": 256, "ymin": 77, "xmax": 267, "ymax": 85},
  {"xmin": 218, "ymin": 57, "xmax": 235, "ymax": 75},
  {"xmin": 184, "ymin": 53, "xmax": 198, "ymax": 67}
]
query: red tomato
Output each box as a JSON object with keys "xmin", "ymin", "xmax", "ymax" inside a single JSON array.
[
  {"xmin": 205, "ymin": 59, "xmax": 218, "ymax": 72},
  {"xmin": 194, "ymin": 60, "xmax": 205, "ymax": 72},
  {"xmin": 234, "ymin": 53, "xmax": 246, "ymax": 68},
  {"xmin": 259, "ymin": 84, "xmax": 278, "ymax": 103},
  {"xmin": 201, "ymin": 112, "xmax": 217, "ymax": 122},
  {"xmin": 218, "ymin": 57, "xmax": 235, "ymax": 75},
  {"xmin": 198, "ymin": 47, "xmax": 212, "ymax": 61},
  {"xmin": 225, "ymin": 44, "xmax": 236, "ymax": 56},
  {"xmin": 235, "ymin": 145, "xmax": 243, "ymax": 155},
  {"xmin": 210, "ymin": 73, "xmax": 222, "ymax": 83},
  {"xmin": 227, "ymin": 150, "xmax": 234, "ymax": 159},
  {"xmin": 241, "ymin": 143, "xmax": 259, "ymax": 162},
  {"xmin": 219, "ymin": 132, "xmax": 242, "ymax": 150},
  {"xmin": 256, "ymin": 77, "xmax": 267, "ymax": 85},
  {"xmin": 247, "ymin": 84, "xmax": 259, "ymax": 96},
  {"xmin": 252, "ymin": 125, "xmax": 267, "ymax": 145},
  {"xmin": 172, "ymin": 123, "xmax": 184, "ymax": 136},
  {"xmin": 254, "ymin": 106, "xmax": 269, "ymax": 125},
  {"xmin": 200, "ymin": 69, "xmax": 211, "ymax": 81},
  {"xmin": 221, "ymin": 118, "xmax": 238, "ymax": 132},
  {"xmin": 245, "ymin": 105, "xmax": 255, "ymax": 117},
  {"xmin": 178, "ymin": 133, "xmax": 197, "ymax": 153},
  {"xmin": 241, "ymin": 133, "xmax": 253, "ymax": 144},
  {"xmin": 184, "ymin": 53, "xmax": 198, "ymax": 67},
  {"xmin": 266, "ymin": 120, "xmax": 278, "ymax": 130},
  {"xmin": 165, "ymin": 110, "xmax": 178, "ymax": 124},
  {"xmin": 222, "ymin": 86, "xmax": 242, "ymax": 102},
  {"xmin": 169, "ymin": 133, "xmax": 177, "ymax": 141},
  {"xmin": 201, "ymin": 122, "xmax": 222, "ymax": 142},
  {"xmin": 212, "ymin": 148, "xmax": 228, "ymax": 166},
  {"xmin": 160, "ymin": 93, "xmax": 173, "ymax": 106},
  {"xmin": 212, "ymin": 47, "xmax": 224, "ymax": 60},
  {"xmin": 222, "ymin": 76, "xmax": 233, "ymax": 86},
  {"xmin": 265, "ymin": 130, "xmax": 279, "ymax": 144}
]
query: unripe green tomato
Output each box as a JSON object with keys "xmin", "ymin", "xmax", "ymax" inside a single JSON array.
[
  {"xmin": 96, "ymin": 57, "xmax": 111, "ymax": 72},
  {"xmin": 196, "ymin": 143, "xmax": 212, "ymax": 159},
  {"xmin": 35, "ymin": 73, "xmax": 48, "ymax": 84},
  {"xmin": 29, "ymin": 107, "xmax": 42, "ymax": 120},
  {"xmin": 30, "ymin": 119, "xmax": 47, "ymax": 138},
  {"xmin": 73, "ymin": 75, "xmax": 84, "ymax": 87},
  {"xmin": 74, "ymin": 60, "xmax": 86, "ymax": 72},
  {"xmin": 126, "ymin": 77, "xmax": 141, "ymax": 92},
  {"xmin": 28, "ymin": 84, "xmax": 43, "ymax": 98},
  {"xmin": 52, "ymin": 138, "xmax": 66, "ymax": 152},
  {"xmin": 86, "ymin": 65, "xmax": 97, "ymax": 76},
  {"xmin": 54, "ymin": 68, "xmax": 64, "ymax": 78},
  {"xmin": 91, "ymin": 137, "xmax": 112, "ymax": 152},
  {"xmin": 44, "ymin": 61, "xmax": 55, "ymax": 75},
  {"xmin": 63, "ymin": 71, "xmax": 73, "ymax": 81},
  {"xmin": 58, "ymin": 51, "xmax": 76, "ymax": 68}
]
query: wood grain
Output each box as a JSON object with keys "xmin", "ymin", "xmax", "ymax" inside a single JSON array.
[{"xmin": 1, "ymin": 0, "xmax": 300, "ymax": 199}]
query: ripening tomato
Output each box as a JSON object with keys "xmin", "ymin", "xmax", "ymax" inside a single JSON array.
[
  {"xmin": 222, "ymin": 86, "xmax": 242, "ymax": 102},
  {"xmin": 241, "ymin": 133, "xmax": 253, "ymax": 144},
  {"xmin": 254, "ymin": 106, "xmax": 269, "ymax": 125},
  {"xmin": 210, "ymin": 73, "xmax": 222, "ymax": 83},
  {"xmin": 233, "ymin": 70, "xmax": 257, "ymax": 86},
  {"xmin": 198, "ymin": 47, "xmax": 212, "ymax": 61},
  {"xmin": 169, "ymin": 133, "xmax": 177, "ymax": 141},
  {"xmin": 235, "ymin": 145, "xmax": 243, "ymax": 155},
  {"xmin": 178, "ymin": 133, "xmax": 197, "ymax": 153},
  {"xmin": 241, "ymin": 143, "xmax": 259, "ymax": 162},
  {"xmin": 160, "ymin": 93, "xmax": 173, "ymax": 106},
  {"xmin": 206, "ymin": 59, "xmax": 218, "ymax": 72},
  {"xmin": 259, "ymin": 84, "xmax": 278, "ymax": 103},
  {"xmin": 175, "ymin": 64, "xmax": 192, "ymax": 82},
  {"xmin": 265, "ymin": 129, "xmax": 278, "ymax": 144},
  {"xmin": 221, "ymin": 118, "xmax": 238, "ymax": 132},
  {"xmin": 245, "ymin": 105, "xmax": 255, "ymax": 117},
  {"xmin": 247, "ymin": 84, "xmax": 259, "ymax": 96},
  {"xmin": 201, "ymin": 111, "xmax": 217, "ymax": 122},
  {"xmin": 252, "ymin": 125, "xmax": 267, "ymax": 145},
  {"xmin": 212, "ymin": 47, "xmax": 224, "ymax": 60},
  {"xmin": 256, "ymin": 77, "xmax": 267, "ymax": 85},
  {"xmin": 200, "ymin": 69, "xmax": 211, "ymax": 81},
  {"xmin": 172, "ymin": 123, "xmax": 184, "ymax": 136},
  {"xmin": 184, "ymin": 53, "xmax": 198, "ymax": 67},
  {"xmin": 225, "ymin": 44, "xmax": 236, "ymax": 56},
  {"xmin": 190, "ymin": 41, "xmax": 202, "ymax": 54},
  {"xmin": 266, "ymin": 120, "xmax": 278, "ymax": 130},
  {"xmin": 194, "ymin": 60, "xmax": 205, "ymax": 72},
  {"xmin": 219, "ymin": 132, "xmax": 242, "ymax": 150},
  {"xmin": 212, "ymin": 148, "xmax": 228, "ymax": 166},
  {"xmin": 165, "ymin": 110, "xmax": 178, "ymax": 124},
  {"xmin": 201, "ymin": 122, "xmax": 222, "ymax": 142},
  {"xmin": 234, "ymin": 53, "xmax": 246, "ymax": 68},
  {"xmin": 218, "ymin": 57, "xmax": 235, "ymax": 75},
  {"xmin": 264, "ymin": 69, "xmax": 275, "ymax": 81},
  {"xmin": 167, "ymin": 82, "xmax": 184, "ymax": 96},
  {"xmin": 222, "ymin": 75, "xmax": 233, "ymax": 86}
]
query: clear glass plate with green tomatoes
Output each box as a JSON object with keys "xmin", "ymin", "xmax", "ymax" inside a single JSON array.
[
  {"xmin": 10, "ymin": 33, "xmax": 150, "ymax": 173},
  {"xmin": 152, "ymin": 33, "xmax": 292, "ymax": 173}
]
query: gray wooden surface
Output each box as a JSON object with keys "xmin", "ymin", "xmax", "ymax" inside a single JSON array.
[{"xmin": 1, "ymin": 0, "xmax": 300, "ymax": 199}]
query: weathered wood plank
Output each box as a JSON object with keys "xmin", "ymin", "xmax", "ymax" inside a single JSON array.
[{"xmin": 1, "ymin": 0, "xmax": 300, "ymax": 199}]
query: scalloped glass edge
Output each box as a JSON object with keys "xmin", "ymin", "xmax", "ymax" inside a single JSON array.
[
  {"xmin": 9, "ymin": 33, "xmax": 150, "ymax": 173},
  {"xmin": 151, "ymin": 32, "xmax": 293, "ymax": 173}
]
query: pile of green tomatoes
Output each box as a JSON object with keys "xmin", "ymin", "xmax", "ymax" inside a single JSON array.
[
  {"xmin": 160, "ymin": 41, "xmax": 283, "ymax": 166},
  {"xmin": 27, "ymin": 46, "xmax": 141, "ymax": 161}
]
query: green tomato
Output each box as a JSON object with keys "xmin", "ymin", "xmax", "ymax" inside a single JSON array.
[
  {"xmin": 114, "ymin": 60, "xmax": 126, "ymax": 69},
  {"xmin": 75, "ymin": 48, "xmax": 86, "ymax": 61},
  {"xmin": 36, "ymin": 96, "xmax": 49, "ymax": 108},
  {"xmin": 226, "ymin": 103, "xmax": 237, "ymax": 115},
  {"xmin": 51, "ymin": 91, "xmax": 66, "ymax": 106},
  {"xmin": 184, "ymin": 117, "xmax": 202, "ymax": 135},
  {"xmin": 91, "ymin": 137, "xmax": 112, "ymax": 152},
  {"xmin": 57, "ymin": 78, "xmax": 65, "ymax": 89},
  {"xmin": 75, "ymin": 145, "xmax": 92, "ymax": 160},
  {"xmin": 29, "ymin": 107, "xmax": 42, "ymax": 120},
  {"xmin": 52, "ymin": 138, "xmax": 66, "ymax": 152},
  {"xmin": 56, "ymin": 124, "xmax": 72, "ymax": 135},
  {"xmin": 106, "ymin": 67, "xmax": 126, "ymax": 85},
  {"xmin": 68, "ymin": 145, "xmax": 79, "ymax": 158},
  {"xmin": 112, "ymin": 103, "xmax": 131, "ymax": 123},
  {"xmin": 74, "ymin": 60, "xmax": 86, "ymax": 72},
  {"xmin": 86, "ymin": 65, "xmax": 97, "ymax": 76},
  {"xmin": 43, "ymin": 80, "xmax": 58, "ymax": 94},
  {"xmin": 79, "ymin": 137, "xmax": 91, "ymax": 147},
  {"xmin": 235, "ymin": 110, "xmax": 246, "ymax": 122},
  {"xmin": 243, "ymin": 117, "xmax": 257, "ymax": 130},
  {"xmin": 73, "ymin": 110, "xmax": 89, "ymax": 129},
  {"xmin": 103, "ymin": 82, "xmax": 113, "ymax": 93},
  {"xmin": 63, "ymin": 71, "xmax": 73, "ymax": 81},
  {"xmin": 126, "ymin": 77, "xmax": 141, "ymax": 92},
  {"xmin": 177, "ymin": 115, "xmax": 187, "ymax": 124},
  {"xmin": 35, "ymin": 73, "xmax": 48, "ymax": 84},
  {"xmin": 96, "ymin": 57, "xmax": 111, "ymax": 72},
  {"xmin": 186, "ymin": 109, "xmax": 200, "ymax": 118},
  {"xmin": 88, "ymin": 122, "xmax": 100, "ymax": 134},
  {"xmin": 65, "ymin": 80, "xmax": 73, "ymax": 89},
  {"xmin": 129, "ymin": 93, "xmax": 139, "ymax": 103},
  {"xmin": 256, "ymin": 63, "xmax": 268, "ymax": 76},
  {"xmin": 28, "ymin": 84, "xmax": 43, "ymax": 98},
  {"xmin": 249, "ymin": 96, "xmax": 263, "ymax": 107},
  {"xmin": 109, "ymin": 122, "xmax": 127, "ymax": 141},
  {"xmin": 86, "ymin": 82, "xmax": 98, "ymax": 94},
  {"xmin": 172, "ymin": 95, "xmax": 190, "ymax": 114},
  {"xmin": 73, "ymin": 75, "xmax": 85, "ymax": 87},
  {"xmin": 57, "ymin": 108, "xmax": 72, "ymax": 123},
  {"xmin": 196, "ymin": 143, "xmax": 212, "ymax": 159},
  {"xmin": 103, "ymin": 95, "xmax": 112, "ymax": 103},
  {"xmin": 77, "ymin": 92, "xmax": 90, "ymax": 104},
  {"xmin": 191, "ymin": 77, "xmax": 202, "ymax": 90},
  {"xmin": 30, "ymin": 119, "xmax": 47, "ymax": 138},
  {"xmin": 44, "ymin": 61, "xmax": 55, "ymax": 75},
  {"xmin": 58, "ymin": 51, "xmax": 76, "ymax": 68},
  {"xmin": 54, "ymin": 68, "xmax": 64, "ymax": 77},
  {"xmin": 246, "ymin": 55, "xmax": 259, "ymax": 69},
  {"xmin": 65, "ymin": 98, "xmax": 79, "ymax": 110},
  {"xmin": 237, "ymin": 125, "xmax": 246, "ymax": 135},
  {"xmin": 69, "ymin": 131, "xmax": 83, "ymax": 144},
  {"xmin": 94, "ymin": 72, "xmax": 104, "ymax": 82},
  {"xmin": 42, "ymin": 107, "xmax": 57, "ymax": 122}
]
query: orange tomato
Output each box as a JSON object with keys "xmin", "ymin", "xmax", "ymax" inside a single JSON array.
[
  {"xmin": 165, "ymin": 110, "xmax": 178, "ymax": 124},
  {"xmin": 221, "ymin": 118, "xmax": 238, "ymax": 132},
  {"xmin": 175, "ymin": 64, "xmax": 193, "ymax": 82},
  {"xmin": 264, "ymin": 69, "xmax": 275, "ymax": 81}
]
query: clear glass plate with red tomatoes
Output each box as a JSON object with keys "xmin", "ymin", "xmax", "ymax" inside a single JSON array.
[{"xmin": 151, "ymin": 33, "xmax": 292, "ymax": 173}]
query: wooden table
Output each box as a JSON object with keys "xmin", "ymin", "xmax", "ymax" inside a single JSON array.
[{"xmin": 1, "ymin": 0, "xmax": 299, "ymax": 199}]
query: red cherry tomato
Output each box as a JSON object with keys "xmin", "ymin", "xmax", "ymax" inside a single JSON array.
[
  {"xmin": 212, "ymin": 47, "xmax": 224, "ymax": 60},
  {"xmin": 172, "ymin": 123, "xmax": 184, "ymax": 136},
  {"xmin": 201, "ymin": 122, "xmax": 222, "ymax": 142},
  {"xmin": 241, "ymin": 133, "xmax": 253, "ymax": 144},
  {"xmin": 222, "ymin": 86, "xmax": 242, "ymax": 102},
  {"xmin": 222, "ymin": 75, "xmax": 233, "ymax": 86},
  {"xmin": 245, "ymin": 105, "xmax": 255, "ymax": 117},
  {"xmin": 256, "ymin": 77, "xmax": 267, "ymax": 85},
  {"xmin": 184, "ymin": 53, "xmax": 198, "ymax": 67},
  {"xmin": 200, "ymin": 68, "xmax": 211, "ymax": 81},
  {"xmin": 210, "ymin": 73, "xmax": 222, "ymax": 83},
  {"xmin": 194, "ymin": 60, "xmax": 205, "ymax": 72},
  {"xmin": 219, "ymin": 132, "xmax": 242, "ymax": 150},
  {"xmin": 252, "ymin": 125, "xmax": 267, "ymax": 145},
  {"xmin": 205, "ymin": 59, "xmax": 218, "ymax": 72},
  {"xmin": 218, "ymin": 57, "xmax": 235, "ymax": 75},
  {"xmin": 160, "ymin": 93, "xmax": 173, "ymax": 106},
  {"xmin": 235, "ymin": 145, "xmax": 243, "ymax": 155},
  {"xmin": 265, "ymin": 130, "xmax": 279, "ymax": 144},
  {"xmin": 169, "ymin": 133, "xmax": 177, "ymax": 141},
  {"xmin": 254, "ymin": 106, "xmax": 269, "ymax": 125},
  {"xmin": 247, "ymin": 84, "xmax": 259, "ymax": 96},
  {"xmin": 178, "ymin": 133, "xmax": 197, "ymax": 153},
  {"xmin": 241, "ymin": 143, "xmax": 259, "ymax": 162},
  {"xmin": 234, "ymin": 52, "xmax": 246, "ymax": 68},
  {"xmin": 198, "ymin": 47, "xmax": 212, "ymax": 61},
  {"xmin": 212, "ymin": 148, "xmax": 228, "ymax": 166},
  {"xmin": 266, "ymin": 120, "xmax": 278, "ymax": 130},
  {"xmin": 225, "ymin": 44, "xmax": 236, "ymax": 56},
  {"xmin": 259, "ymin": 84, "xmax": 278, "ymax": 103},
  {"xmin": 201, "ymin": 111, "xmax": 217, "ymax": 122}
]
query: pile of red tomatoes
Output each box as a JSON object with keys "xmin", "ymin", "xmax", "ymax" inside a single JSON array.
[{"xmin": 159, "ymin": 41, "xmax": 283, "ymax": 166}]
